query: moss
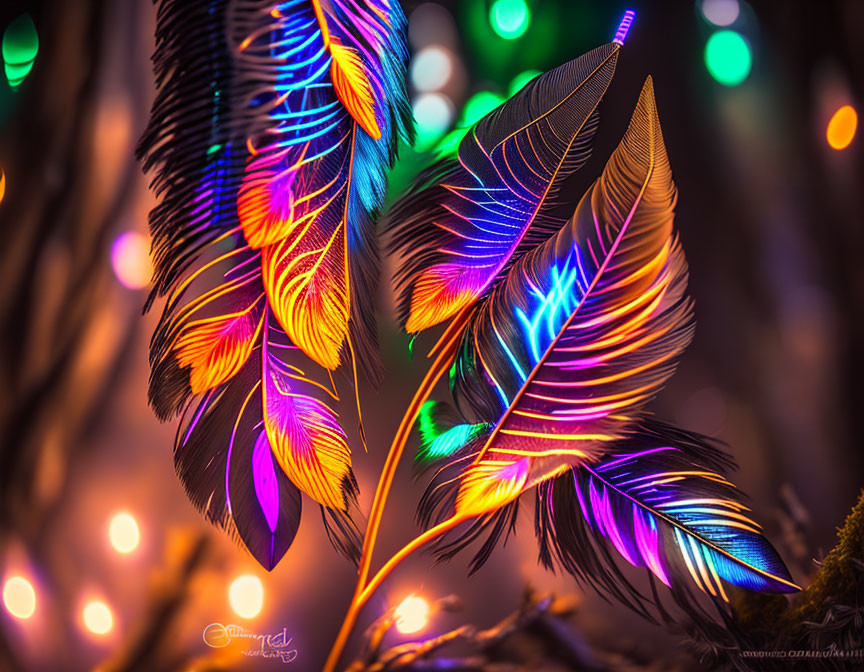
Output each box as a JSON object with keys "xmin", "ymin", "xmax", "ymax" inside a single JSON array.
[
  {"xmin": 733, "ymin": 591, "xmax": 789, "ymax": 632},
  {"xmin": 788, "ymin": 489, "xmax": 864, "ymax": 623}
]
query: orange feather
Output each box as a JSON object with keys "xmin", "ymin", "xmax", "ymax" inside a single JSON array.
[{"xmin": 330, "ymin": 40, "xmax": 382, "ymax": 141}]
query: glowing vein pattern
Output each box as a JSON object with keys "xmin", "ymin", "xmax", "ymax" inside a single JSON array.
[
  {"xmin": 239, "ymin": 0, "xmax": 411, "ymax": 370},
  {"xmin": 452, "ymin": 78, "xmax": 693, "ymax": 516}
]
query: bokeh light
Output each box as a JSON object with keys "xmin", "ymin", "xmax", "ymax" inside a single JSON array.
[
  {"xmin": 229, "ymin": 575, "xmax": 264, "ymax": 619},
  {"xmin": 509, "ymin": 69, "xmax": 541, "ymax": 97},
  {"xmin": 3, "ymin": 576, "xmax": 36, "ymax": 620},
  {"xmin": 2, "ymin": 14, "xmax": 39, "ymax": 89},
  {"xmin": 111, "ymin": 231, "xmax": 152, "ymax": 290},
  {"xmin": 394, "ymin": 595, "xmax": 429, "ymax": 634},
  {"xmin": 460, "ymin": 90, "xmax": 505, "ymax": 128},
  {"xmin": 408, "ymin": 3, "xmax": 458, "ymax": 51},
  {"xmin": 413, "ymin": 93, "xmax": 455, "ymax": 150},
  {"xmin": 82, "ymin": 600, "xmax": 113, "ymax": 635},
  {"xmin": 704, "ymin": 30, "xmax": 752, "ymax": 86},
  {"xmin": 700, "ymin": 0, "xmax": 740, "ymax": 27},
  {"xmin": 489, "ymin": 0, "xmax": 531, "ymax": 40},
  {"xmin": 411, "ymin": 46, "xmax": 453, "ymax": 92},
  {"xmin": 108, "ymin": 512, "xmax": 140, "ymax": 554},
  {"xmin": 826, "ymin": 105, "xmax": 857, "ymax": 151},
  {"xmin": 0, "ymin": 169, "xmax": 5, "ymax": 205}
]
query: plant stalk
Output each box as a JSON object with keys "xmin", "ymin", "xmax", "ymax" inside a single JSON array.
[
  {"xmin": 322, "ymin": 514, "xmax": 467, "ymax": 672},
  {"xmin": 323, "ymin": 309, "xmax": 471, "ymax": 672}
]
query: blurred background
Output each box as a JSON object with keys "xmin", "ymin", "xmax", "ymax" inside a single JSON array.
[{"xmin": 0, "ymin": 0, "xmax": 861, "ymax": 670}]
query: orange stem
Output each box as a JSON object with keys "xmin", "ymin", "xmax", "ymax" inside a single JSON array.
[
  {"xmin": 357, "ymin": 311, "xmax": 469, "ymax": 589},
  {"xmin": 322, "ymin": 515, "xmax": 467, "ymax": 672},
  {"xmin": 310, "ymin": 0, "xmax": 332, "ymax": 47},
  {"xmin": 357, "ymin": 515, "xmax": 468, "ymax": 606},
  {"xmin": 323, "ymin": 309, "xmax": 472, "ymax": 672}
]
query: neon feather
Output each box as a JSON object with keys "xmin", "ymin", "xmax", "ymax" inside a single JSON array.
[
  {"xmin": 535, "ymin": 421, "xmax": 799, "ymax": 608},
  {"xmin": 415, "ymin": 78, "xmax": 797, "ymax": 611},
  {"xmin": 260, "ymin": 195, "xmax": 353, "ymax": 372},
  {"xmin": 388, "ymin": 41, "xmax": 621, "ymax": 334},
  {"xmin": 262, "ymin": 325, "xmax": 354, "ymax": 511},
  {"xmin": 174, "ymin": 346, "xmax": 304, "ymax": 572},
  {"xmin": 330, "ymin": 39, "xmax": 382, "ymax": 140},
  {"xmin": 149, "ymin": 253, "xmax": 266, "ymax": 416},
  {"xmin": 174, "ymin": 292, "xmax": 266, "ymax": 395},
  {"xmin": 451, "ymin": 77, "xmax": 692, "ymax": 515},
  {"xmin": 139, "ymin": 0, "xmax": 408, "ymax": 570}
]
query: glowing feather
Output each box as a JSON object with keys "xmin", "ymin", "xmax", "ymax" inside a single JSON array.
[
  {"xmin": 174, "ymin": 345, "xmax": 305, "ymax": 571},
  {"xmin": 330, "ymin": 39, "xmax": 382, "ymax": 140},
  {"xmin": 139, "ymin": 0, "xmax": 408, "ymax": 570},
  {"xmin": 451, "ymin": 77, "xmax": 692, "ymax": 516},
  {"xmin": 388, "ymin": 41, "xmax": 621, "ymax": 334},
  {"xmin": 416, "ymin": 79, "xmax": 797, "ymax": 609},
  {"xmin": 262, "ymin": 327, "xmax": 354, "ymax": 511},
  {"xmin": 416, "ymin": 401, "xmax": 489, "ymax": 463},
  {"xmin": 535, "ymin": 421, "xmax": 799, "ymax": 607},
  {"xmin": 173, "ymin": 289, "xmax": 266, "ymax": 395}
]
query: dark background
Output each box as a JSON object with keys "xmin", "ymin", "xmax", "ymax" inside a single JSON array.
[{"xmin": 0, "ymin": 0, "xmax": 862, "ymax": 670}]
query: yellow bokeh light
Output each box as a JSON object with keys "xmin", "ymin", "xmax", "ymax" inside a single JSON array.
[
  {"xmin": 826, "ymin": 105, "xmax": 857, "ymax": 150},
  {"xmin": 394, "ymin": 595, "xmax": 429, "ymax": 634},
  {"xmin": 228, "ymin": 575, "xmax": 263, "ymax": 619},
  {"xmin": 108, "ymin": 512, "xmax": 140, "ymax": 554},
  {"xmin": 82, "ymin": 600, "xmax": 113, "ymax": 635},
  {"xmin": 3, "ymin": 576, "xmax": 36, "ymax": 619}
]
